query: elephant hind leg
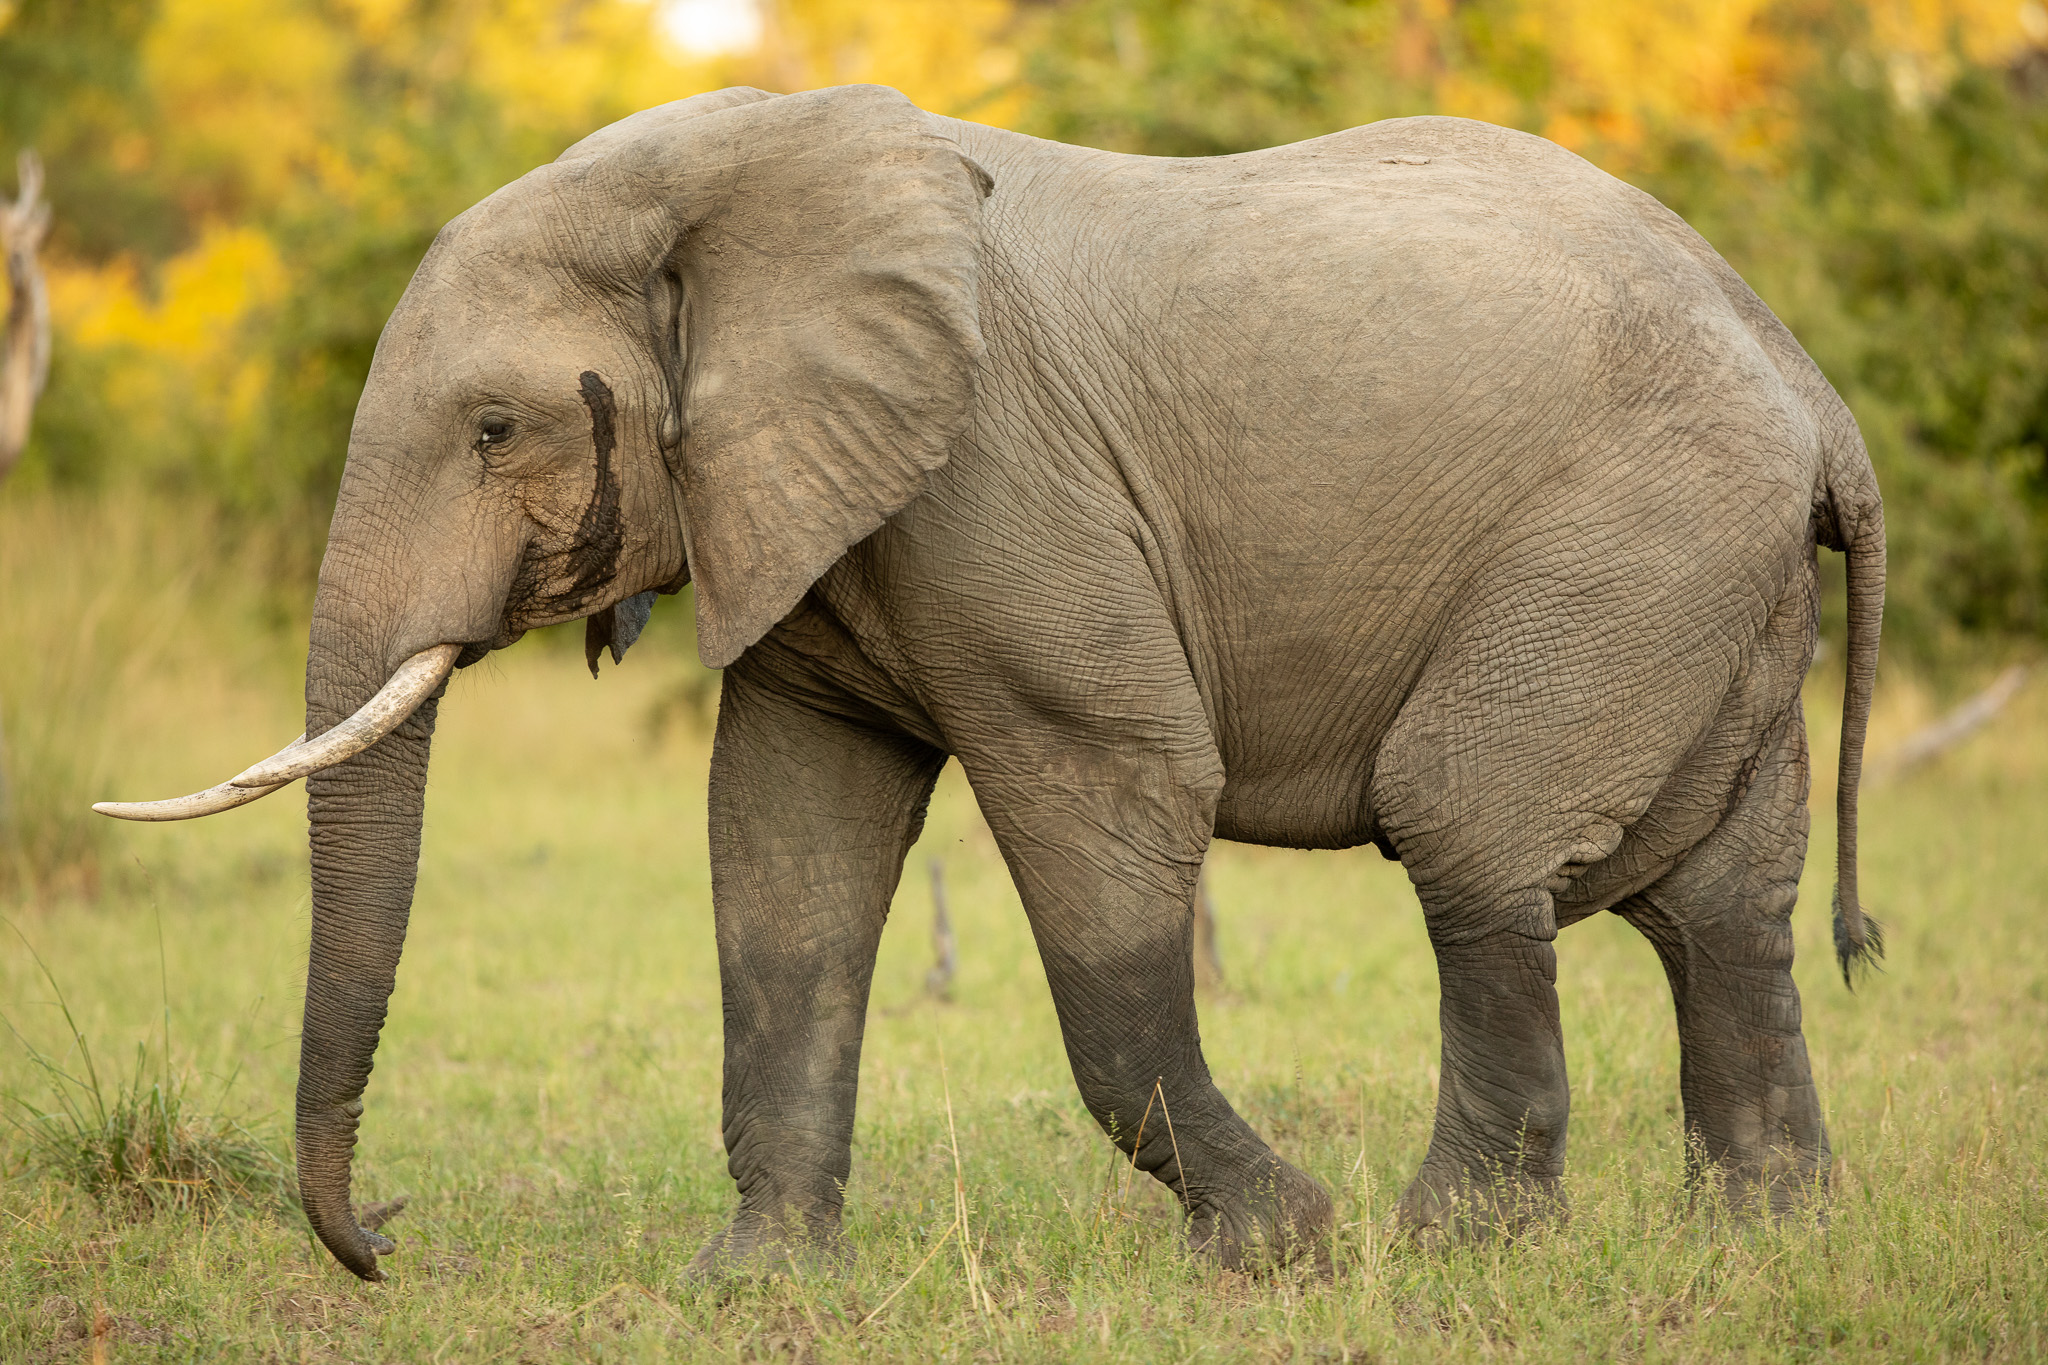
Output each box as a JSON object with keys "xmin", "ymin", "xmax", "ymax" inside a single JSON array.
[
  {"xmin": 1616, "ymin": 702, "xmax": 1828, "ymax": 1216},
  {"xmin": 1367, "ymin": 584, "xmax": 1741, "ymax": 1238},
  {"xmin": 1370, "ymin": 714, "xmax": 1613, "ymax": 1239},
  {"xmin": 1398, "ymin": 915, "xmax": 1573, "ymax": 1240}
]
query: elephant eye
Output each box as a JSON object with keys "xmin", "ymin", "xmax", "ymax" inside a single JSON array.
[{"xmin": 475, "ymin": 415, "xmax": 515, "ymax": 456}]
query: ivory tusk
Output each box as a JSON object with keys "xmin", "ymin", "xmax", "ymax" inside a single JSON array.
[
  {"xmin": 93, "ymin": 737, "xmax": 305, "ymax": 822},
  {"xmin": 231, "ymin": 642, "xmax": 462, "ymax": 788},
  {"xmin": 90, "ymin": 642, "xmax": 462, "ymax": 824}
]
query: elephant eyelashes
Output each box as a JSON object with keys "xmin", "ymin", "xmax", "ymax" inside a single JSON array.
[{"xmin": 474, "ymin": 415, "xmax": 515, "ymax": 457}]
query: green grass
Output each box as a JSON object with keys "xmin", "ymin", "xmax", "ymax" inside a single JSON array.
[
  {"xmin": 2, "ymin": 516, "xmax": 2045, "ymax": 1359},
  {"xmin": 2, "ymin": 918, "xmax": 291, "ymax": 1221}
]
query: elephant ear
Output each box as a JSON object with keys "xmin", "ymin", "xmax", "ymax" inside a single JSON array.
[{"xmin": 572, "ymin": 85, "xmax": 991, "ymax": 668}]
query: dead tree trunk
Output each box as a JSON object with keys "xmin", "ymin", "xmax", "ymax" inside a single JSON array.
[
  {"xmin": 1, "ymin": 149, "xmax": 52, "ymax": 482},
  {"xmin": 1869, "ymin": 665, "xmax": 2029, "ymax": 785}
]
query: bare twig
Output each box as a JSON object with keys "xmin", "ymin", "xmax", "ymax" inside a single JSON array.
[
  {"xmin": 925, "ymin": 859, "xmax": 957, "ymax": 1000},
  {"xmin": 0, "ymin": 149, "xmax": 52, "ymax": 482},
  {"xmin": 1193, "ymin": 870, "xmax": 1225, "ymax": 991},
  {"xmin": 1870, "ymin": 665, "xmax": 2028, "ymax": 784}
]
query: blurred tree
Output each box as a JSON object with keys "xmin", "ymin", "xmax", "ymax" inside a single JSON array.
[
  {"xmin": 0, "ymin": 150, "xmax": 50, "ymax": 480},
  {"xmin": 1635, "ymin": 13, "xmax": 2048, "ymax": 658},
  {"xmin": 1016, "ymin": 0, "xmax": 1410, "ymax": 154}
]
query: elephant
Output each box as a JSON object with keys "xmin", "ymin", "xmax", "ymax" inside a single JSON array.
[{"xmin": 99, "ymin": 83, "xmax": 1884, "ymax": 1282}]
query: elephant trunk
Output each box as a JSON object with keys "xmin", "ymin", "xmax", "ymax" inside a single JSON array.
[{"xmin": 295, "ymin": 617, "xmax": 448, "ymax": 1282}]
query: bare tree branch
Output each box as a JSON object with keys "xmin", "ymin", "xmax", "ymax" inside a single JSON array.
[
  {"xmin": 1869, "ymin": 664, "xmax": 2029, "ymax": 785},
  {"xmin": 1193, "ymin": 869, "xmax": 1225, "ymax": 992},
  {"xmin": 0, "ymin": 149, "xmax": 53, "ymax": 482},
  {"xmin": 925, "ymin": 858, "xmax": 957, "ymax": 1001}
]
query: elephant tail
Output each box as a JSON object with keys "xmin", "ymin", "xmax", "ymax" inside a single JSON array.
[{"xmin": 1824, "ymin": 438, "xmax": 1886, "ymax": 988}]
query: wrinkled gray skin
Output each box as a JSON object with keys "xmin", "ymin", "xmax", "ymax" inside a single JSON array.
[{"xmin": 295, "ymin": 84, "xmax": 1883, "ymax": 1282}]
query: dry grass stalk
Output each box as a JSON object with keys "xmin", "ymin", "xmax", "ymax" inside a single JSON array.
[
  {"xmin": 934, "ymin": 1028, "xmax": 995, "ymax": 1318},
  {"xmin": 1115, "ymin": 1084, "xmax": 1160, "ymax": 1219},
  {"xmin": 1154, "ymin": 1080, "xmax": 1186, "ymax": 1223},
  {"xmin": 856, "ymin": 1214, "xmax": 960, "ymax": 1329}
]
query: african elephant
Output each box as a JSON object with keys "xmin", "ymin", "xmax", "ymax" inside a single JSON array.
[{"xmin": 100, "ymin": 83, "xmax": 1884, "ymax": 1281}]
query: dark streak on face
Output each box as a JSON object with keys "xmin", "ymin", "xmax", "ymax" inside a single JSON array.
[{"xmin": 565, "ymin": 369, "xmax": 625, "ymax": 601}]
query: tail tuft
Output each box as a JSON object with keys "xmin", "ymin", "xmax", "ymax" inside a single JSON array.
[{"xmin": 1832, "ymin": 883, "xmax": 1886, "ymax": 989}]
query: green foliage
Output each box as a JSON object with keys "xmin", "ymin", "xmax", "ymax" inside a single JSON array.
[
  {"xmin": 1642, "ymin": 46, "xmax": 2048, "ymax": 659},
  {"xmin": 1018, "ymin": 0, "xmax": 1413, "ymax": 155}
]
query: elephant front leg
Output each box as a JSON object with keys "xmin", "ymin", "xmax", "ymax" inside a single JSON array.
[
  {"xmin": 969, "ymin": 747, "xmax": 1333, "ymax": 1271},
  {"xmin": 690, "ymin": 671, "xmax": 944, "ymax": 1277}
]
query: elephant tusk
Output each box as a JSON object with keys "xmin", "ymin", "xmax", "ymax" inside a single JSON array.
[
  {"xmin": 231, "ymin": 642, "xmax": 462, "ymax": 788},
  {"xmin": 90, "ymin": 642, "xmax": 462, "ymax": 823},
  {"xmin": 93, "ymin": 738, "xmax": 305, "ymax": 821}
]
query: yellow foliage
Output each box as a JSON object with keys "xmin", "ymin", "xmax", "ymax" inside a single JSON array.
[
  {"xmin": 761, "ymin": 0, "xmax": 1023, "ymax": 121},
  {"xmin": 51, "ymin": 227, "xmax": 285, "ymax": 361},
  {"xmin": 43, "ymin": 227, "xmax": 285, "ymax": 477},
  {"xmin": 1423, "ymin": 0, "xmax": 2034, "ymax": 159},
  {"xmin": 145, "ymin": 0, "xmax": 349, "ymax": 215}
]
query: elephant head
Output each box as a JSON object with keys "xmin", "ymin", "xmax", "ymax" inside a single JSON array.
[{"xmin": 95, "ymin": 84, "xmax": 992, "ymax": 1279}]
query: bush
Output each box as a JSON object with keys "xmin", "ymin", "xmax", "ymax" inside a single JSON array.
[{"xmin": 1, "ymin": 922, "xmax": 290, "ymax": 1216}]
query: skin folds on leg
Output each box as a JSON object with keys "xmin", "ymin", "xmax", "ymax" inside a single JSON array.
[
  {"xmin": 1618, "ymin": 702, "xmax": 1829, "ymax": 1214},
  {"xmin": 961, "ymin": 736, "xmax": 1334, "ymax": 1269},
  {"xmin": 692, "ymin": 667, "xmax": 945, "ymax": 1276},
  {"xmin": 1398, "ymin": 922, "xmax": 1571, "ymax": 1238}
]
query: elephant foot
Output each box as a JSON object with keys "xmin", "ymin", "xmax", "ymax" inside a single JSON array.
[
  {"xmin": 1686, "ymin": 1145, "xmax": 1829, "ymax": 1224},
  {"xmin": 1187, "ymin": 1159, "xmax": 1334, "ymax": 1274},
  {"xmin": 1396, "ymin": 1164, "xmax": 1564, "ymax": 1245},
  {"xmin": 683, "ymin": 1207, "xmax": 847, "ymax": 1283}
]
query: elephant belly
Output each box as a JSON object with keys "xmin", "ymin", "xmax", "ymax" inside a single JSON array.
[
  {"xmin": 1212, "ymin": 762, "xmax": 1385, "ymax": 851},
  {"xmin": 1205, "ymin": 626, "xmax": 1434, "ymax": 851}
]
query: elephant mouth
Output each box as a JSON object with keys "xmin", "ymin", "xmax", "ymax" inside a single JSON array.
[{"xmin": 90, "ymin": 642, "xmax": 463, "ymax": 822}]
